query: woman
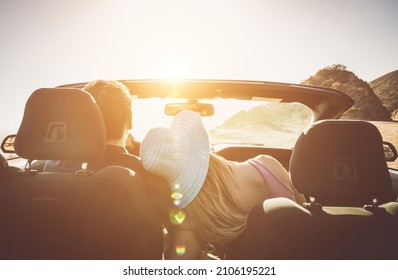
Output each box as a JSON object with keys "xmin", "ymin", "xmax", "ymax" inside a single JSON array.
[{"xmin": 140, "ymin": 110, "xmax": 305, "ymax": 259}]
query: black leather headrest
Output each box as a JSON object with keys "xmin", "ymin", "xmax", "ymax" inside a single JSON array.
[
  {"xmin": 290, "ymin": 120, "xmax": 392, "ymax": 206},
  {"xmin": 15, "ymin": 88, "xmax": 106, "ymax": 161}
]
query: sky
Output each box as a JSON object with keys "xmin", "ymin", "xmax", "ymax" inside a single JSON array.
[{"xmin": 0, "ymin": 0, "xmax": 397, "ymax": 132}]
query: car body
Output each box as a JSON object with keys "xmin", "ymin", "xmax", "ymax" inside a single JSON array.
[
  {"xmin": 1, "ymin": 80, "xmax": 397, "ymax": 260},
  {"xmin": 58, "ymin": 80, "xmax": 355, "ymax": 167}
]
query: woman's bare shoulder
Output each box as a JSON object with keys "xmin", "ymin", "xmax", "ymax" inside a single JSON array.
[
  {"xmin": 253, "ymin": 155, "xmax": 282, "ymax": 167},
  {"xmin": 253, "ymin": 154, "xmax": 289, "ymax": 182}
]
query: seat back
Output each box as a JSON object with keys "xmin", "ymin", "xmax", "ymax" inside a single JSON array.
[
  {"xmin": 228, "ymin": 198, "xmax": 398, "ymax": 259},
  {"xmin": 0, "ymin": 153, "xmax": 6, "ymax": 171},
  {"xmin": 0, "ymin": 88, "xmax": 162, "ymax": 259},
  {"xmin": 290, "ymin": 120, "xmax": 393, "ymax": 206},
  {"xmin": 1, "ymin": 166, "xmax": 162, "ymax": 259},
  {"xmin": 228, "ymin": 120, "xmax": 398, "ymax": 260},
  {"xmin": 0, "ymin": 154, "xmax": 20, "ymax": 186}
]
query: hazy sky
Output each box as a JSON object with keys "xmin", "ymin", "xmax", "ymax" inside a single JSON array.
[{"xmin": 1, "ymin": 0, "xmax": 397, "ymax": 131}]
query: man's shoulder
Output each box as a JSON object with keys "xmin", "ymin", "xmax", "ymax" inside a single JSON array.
[{"xmin": 116, "ymin": 153, "xmax": 145, "ymax": 172}]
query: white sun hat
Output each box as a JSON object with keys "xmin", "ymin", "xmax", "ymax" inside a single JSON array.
[{"xmin": 140, "ymin": 110, "xmax": 210, "ymax": 208}]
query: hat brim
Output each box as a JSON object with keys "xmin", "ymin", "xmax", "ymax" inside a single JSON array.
[{"xmin": 140, "ymin": 110, "xmax": 210, "ymax": 208}]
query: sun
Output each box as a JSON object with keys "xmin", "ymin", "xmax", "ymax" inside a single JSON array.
[{"xmin": 154, "ymin": 55, "xmax": 189, "ymax": 80}]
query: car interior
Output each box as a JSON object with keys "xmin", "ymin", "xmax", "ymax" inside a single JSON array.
[
  {"xmin": 228, "ymin": 119, "xmax": 398, "ymax": 259},
  {"xmin": 1, "ymin": 82, "xmax": 397, "ymax": 260},
  {"xmin": 0, "ymin": 88, "xmax": 163, "ymax": 260}
]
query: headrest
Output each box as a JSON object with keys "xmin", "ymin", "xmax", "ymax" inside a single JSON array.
[
  {"xmin": 290, "ymin": 120, "xmax": 392, "ymax": 206},
  {"xmin": 15, "ymin": 88, "xmax": 106, "ymax": 161}
]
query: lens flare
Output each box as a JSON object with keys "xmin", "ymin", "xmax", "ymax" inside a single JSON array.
[
  {"xmin": 171, "ymin": 192, "xmax": 183, "ymax": 200},
  {"xmin": 173, "ymin": 183, "xmax": 180, "ymax": 190},
  {"xmin": 169, "ymin": 209, "xmax": 186, "ymax": 225},
  {"xmin": 175, "ymin": 245, "xmax": 186, "ymax": 255},
  {"xmin": 173, "ymin": 200, "xmax": 181, "ymax": 207}
]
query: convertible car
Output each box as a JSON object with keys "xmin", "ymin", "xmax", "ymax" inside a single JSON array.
[{"xmin": 1, "ymin": 80, "xmax": 397, "ymax": 260}]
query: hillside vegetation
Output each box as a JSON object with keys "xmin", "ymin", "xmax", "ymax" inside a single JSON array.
[
  {"xmin": 220, "ymin": 103, "xmax": 312, "ymax": 130},
  {"xmin": 370, "ymin": 70, "xmax": 398, "ymax": 119},
  {"xmin": 302, "ymin": 64, "xmax": 391, "ymax": 121}
]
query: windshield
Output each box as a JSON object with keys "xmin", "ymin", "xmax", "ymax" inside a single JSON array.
[{"xmin": 132, "ymin": 97, "xmax": 314, "ymax": 149}]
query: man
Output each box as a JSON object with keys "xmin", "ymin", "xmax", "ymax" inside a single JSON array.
[
  {"xmin": 44, "ymin": 79, "xmax": 172, "ymax": 215},
  {"xmin": 44, "ymin": 79, "xmax": 143, "ymax": 173},
  {"xmin": 82, "ymin": 79, "xmax": 143, "ymax": 172},
  {"xmin": 85, "ymin": 80, "xmax": 173, "ymax": 224}
]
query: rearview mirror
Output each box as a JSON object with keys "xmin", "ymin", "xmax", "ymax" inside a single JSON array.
[
  {"xmin": 165, "ymin": 103, "xmax": 214, "ymax": 116},
  {"xmin": 1, "ymin": 134, "xmax": 16, "ymax": 153}
]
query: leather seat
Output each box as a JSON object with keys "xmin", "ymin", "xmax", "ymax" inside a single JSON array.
[
  {"xmin": 0, "ymin": 153, "xmax": 20, "ymax": 188},
  {"xmin": 290, "ymin": 120, "xmax": 394, "ymax": 206},
  {"xmin": 0, "ymin": 88, "xmax": 163, "ymax": 259},
  {"xmin": 1, "ymin": 153, "xmax": 6, "ymax": 171},
  {"xmin": 228, "ymin": 120, "xmax": 398, "ymax": 259}
]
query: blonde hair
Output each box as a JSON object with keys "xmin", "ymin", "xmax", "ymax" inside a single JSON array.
[
  {"xmin": 186, "ymin": 153, "xmax": 248, "ymax": 247},
  {"xmin": 83, "ymin": 80, "xmax": 132, "ymax": 141}
]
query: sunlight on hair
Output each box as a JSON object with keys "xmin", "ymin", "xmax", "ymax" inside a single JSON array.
[
  {"xmin": 175, "ymin": 244, "xmax": 186, "ymax": 256},
  {"xmin": 169, "ymin": 209, "xmax": 186, "ymax": 225}
]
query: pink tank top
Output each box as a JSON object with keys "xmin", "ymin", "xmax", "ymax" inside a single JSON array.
[{"xmin": 248, "ymin": 159, "xmax": 296, "ymax": 202}]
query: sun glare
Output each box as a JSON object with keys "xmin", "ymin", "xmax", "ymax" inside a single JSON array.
[{"xmin": 155, "ymin": 56, "xmax": 188, "ymax": 80}]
